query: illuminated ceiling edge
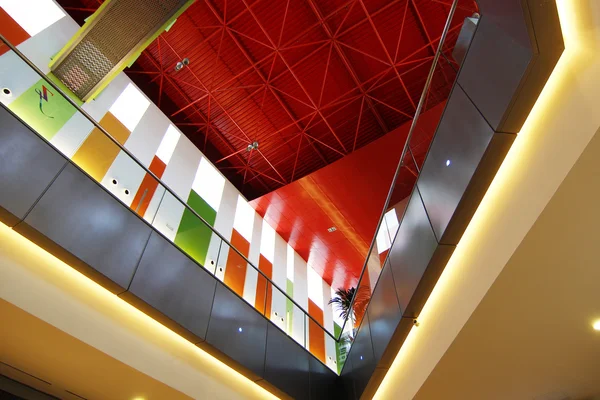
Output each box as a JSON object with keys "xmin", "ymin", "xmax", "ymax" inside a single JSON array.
[
  {"xmin": 0, "ymin": 222, "xmax": 279, "ymax": 400},
  {"xmin": 374, "ymin": 1, "xmax": 600, "ymax": 398}
]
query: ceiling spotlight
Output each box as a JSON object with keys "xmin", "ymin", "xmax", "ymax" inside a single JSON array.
[
  {"xmin": 593, "ymin": 320, "xmax": 600, "ymax": 331},
  {"xmin": 175, "ymin": 61, "xmax": 184, "ymax": 71},
  {"xmin": 182, "ymin": 57, "xmax": 190, "ymax": 66},
  {"xmin": 247, "ymin": 141, "xmax": 259, "ymax": 152},
  {"xmin": 327, "ymin": 226, "xmax": 337, "ymax": 233}
]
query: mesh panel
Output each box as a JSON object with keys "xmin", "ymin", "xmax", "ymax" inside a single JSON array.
[{"xmin": 53, "ymin": 0, "xmax": 184, "ymax": 99}]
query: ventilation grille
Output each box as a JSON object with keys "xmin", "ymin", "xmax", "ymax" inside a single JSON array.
[{"xmin": 52, "ymin": 0, "xmax": 184, "ymax": 100}]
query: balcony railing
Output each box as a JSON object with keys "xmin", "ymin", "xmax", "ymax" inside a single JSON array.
[{"xmin": 0, "ymin": 0, "xmax": 475, "ymax": 374}]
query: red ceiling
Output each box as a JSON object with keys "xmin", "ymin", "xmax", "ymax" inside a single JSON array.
[
  {"xmin": 59, "ymin": 0, "xmax": 478, "ymax": 200},
  {"xmin": 252, "ymin": 101, "xmax": 446, "ymax": 289}
]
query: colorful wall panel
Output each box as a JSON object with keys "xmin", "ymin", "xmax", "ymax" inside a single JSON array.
[{"xmin": 1, "ymin": 1, "xmax": 342, "ymax": 372}]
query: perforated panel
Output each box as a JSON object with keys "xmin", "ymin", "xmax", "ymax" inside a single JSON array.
[{"xmin": 52, "ymin": 0, "xmax": 186, "ymax": 99}]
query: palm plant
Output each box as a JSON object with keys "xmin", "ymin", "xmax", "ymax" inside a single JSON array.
[{"xmin": 328, "ymin": 287, "xmax": 357, "ymax": 321}]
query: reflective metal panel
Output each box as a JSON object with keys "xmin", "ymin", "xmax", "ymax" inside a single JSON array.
[
  {"xmin": 264, "ymin": 324, "xmax": 310, "ymax": 400},
  {"xmin": 309, "ymin": 357, "xmax": 339, "ymax": 400},
  {"xmin": 206, "ymin": 282, "xmax": 268, "ymax": 378},
  {"xmin": 126, "ymin": 231, "xmax": 217, "ymax": 340},
  {"xmin": 416, "ymin": 86, "xmax": 496, "ymax": 244},
  {"xmin": 348, "ymin": 312, "xmax": 376, "ymax": 399},
  {"xmin": 22, "ymin": 164, "xmax": 152, "ymax": 290},
  {"xmin": 367, "ymin": 261, "xmax": 402, "ymax": 364},
  {"xmin": 457, "ymin": 14, "xmax": 532, "ymax": 132},
  {"xmin": 0, "ymin": 106, "xmax": 66, "ymax": 226}
]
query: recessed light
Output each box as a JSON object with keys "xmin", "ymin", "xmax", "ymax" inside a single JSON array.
[
  {"xmin": 593, "ymin": 320, "xmax": 600, "ymax": 331},
  {"xmin": 445, "ymin": 159, "xmax": 451, "ymax": 167},
  {"xmin": 238, "ymin": 327, "xmax": 243, "ymax": 333},
  {"xmin": 327, "ymin": 226, "xmax": 337, "ymax": 232}
]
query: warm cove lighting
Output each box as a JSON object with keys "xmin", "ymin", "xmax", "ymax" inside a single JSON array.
[
  {"xmin": 0, "ymin": 222, "xmax": 278, "ymax": 400},
  {"xmin": 374, "ymin": 0, "xmax": 584, "ymax": 399},
  {"xmin": 593, "ymin": 320, "xmax": 600, "ymax": 331}
]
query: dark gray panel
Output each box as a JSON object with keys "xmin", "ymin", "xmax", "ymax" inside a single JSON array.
[
  {"xmin": 264, "ymin": 324, "xmax": 310, "ymax": 400},
  {"xmin": 457, "ymin": 14, "xmax": 533, "ymax": 132},
  {"xmin": 388, "ymin": 190, "xmax": 438, "ymax": 312},
  {"xmin": 340, "ymin": 355, "xmax": 355, "ymax": 400},
  {"xmin": 22, "ymin": 164, "xmax": 151, "ymax": 289},
  {"xmin": 127, "ymin": 231, "xmax": 216, "ymax": 340},
  {"xmin": 206, "ymin": 283, "xmax": 267, "ymax": 378},
  {"xmin": 452, "ymin": 17, "xmax": 478, "ymax": 66},
  {"xmin": 348, "ymin": 312, "xmax": 376, "ymax": 399},
  {"xmin": 416, "ymin": 86, "xmax": 495, "ymax": 244},
  {"xmin": 309, "ymin": 356, "xmax": 339, "ymax": 400},
  {"xmin": 0, "ymin": 105, "xmax": 66, "ymax": 226},
  {"xmin": 367, "ymin": 261, "xmax": 402, "ymax": 364},
  {"xmin": 476, "ymin": 0, "xmax": 533, "ymax": 50}
]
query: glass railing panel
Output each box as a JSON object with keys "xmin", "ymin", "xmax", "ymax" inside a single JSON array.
[{"xmin": 0, "ymin": 37, "xmax": 338, "ymax": 371}]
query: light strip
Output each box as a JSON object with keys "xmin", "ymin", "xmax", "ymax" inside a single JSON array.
[
  {"xmin": 374, "ymin": 0, "xmax": 592, "ymax": 398},
  {"xmin": 0, "ymin": 222, "xmax": 279, "ymax": 400}
]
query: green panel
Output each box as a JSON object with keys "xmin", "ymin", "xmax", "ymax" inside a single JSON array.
[
  {"xmin": 334, "ymin": 322, "xmax": 345, "ymax": 374},
  {"xmin": 8, "ymin": 79, "xmax": 77, "ymax": 140},
  {"xmin": 174, "ymin": 190, "xmax": 217, "ymax": 267},
  {"xmin": 286, "ymin": 279, "xmax": 294, "ymax": 335}
]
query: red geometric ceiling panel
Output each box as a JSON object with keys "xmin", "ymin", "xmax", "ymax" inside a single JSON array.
[{"xmin": 59, "ymin": 0, "xmax": 478, "ymax": 200}]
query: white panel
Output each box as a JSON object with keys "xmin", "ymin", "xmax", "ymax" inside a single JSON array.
[
  {"xmin": 307, "ymin": 266, "xmax": 324, "ymax": 309},
  {"xmin": 0, "ymin": 52, "xmax": 40, "ymax": 106},
  {"xmin": 207, "ymin": 182, "xmax": 238, "ymax": 281},
  {"xmin": 160, "ymin": 134, "xmax": 201, "ymax": 199},
  {"xmin": 101, "ymin": 151, "xmax": 146, "ymax": 207},
  {"xmin": 272, "ymin": 235, "xmax": 288, "ymax": 287},
  {"xmin": 286, "ymin": 244, "xmax": 295, "ymax": 282},
  {"xmin": 191, "ymin": 157, "xmax": 225, "ymax": 212},
  {"xmin": 50, "ymin": 114, "xmax": 94, "ymax": 158},
  {"xmin": 108, "ymin": 83, "xmax": 150, "ymax": 132},
  {"xmin": 1, "ymin": 0, "xmax": 66, "ymax": 36},
  {"xmin": 376, "ymin": 208, "xmax": 400, "ymax": 254},
  {"xmin": 143, "ymin": 185, "xmax": 166, "ymax": 225},
  {"xmin": 260, "ymin": 221, "xmax": 276, "ymax": 263},
  {"xmin": 242, "ymin": 213, "xmax": 262, "ymax": 306},
  {"xmin": 124, "ymin": 103, "xmax": 171, "ymax": 167},
  {"xmin": 155, "ymin": 124, "xmax": 181, "ymax": 165},
  {"xmin": 292, "ymin": 254, "xmax": 308, "ymax": 346},
  {"xmin": 233, "ymin": 195, "xmax": 255, "ymax": 242},
  {"xmin": 82, "ymin": 74, "xmax": 130, "ymax": 121},
  {"xmin": 152, "ymin": 192, "xmax": 186, "ymax": 242},
  {"xmin": 322, "ymin": 281, "xmax": 337, "ymax": 371},
  {"xmin": 18, "ymin": 16, "xmax": 78, "ymax": 74}
]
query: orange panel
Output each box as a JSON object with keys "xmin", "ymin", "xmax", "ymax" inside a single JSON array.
[
  {"xmin": 224, "ymin": 229, "xmax": 250, "ymax": 298},
  {"xmin": 71, "ymin": 112, "xmax": 131, "ymax": 182},
  {"xmin": 0, "ymin": 9, "xmax": 30, "ymax": 56},
  {"xmin": 255, "ymin": 254, "xmax": 273, "ymax": 315},
  {"xmin": 131, "ymin": 156, "xmax": 166, "ymax": 217},
  {"xmin": 308, "ymin": 300, "xmax": 326, "ymax": 363}
]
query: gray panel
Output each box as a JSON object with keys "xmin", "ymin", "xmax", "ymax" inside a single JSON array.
[
  {"xmin": 127, "ymin": 231, "xmax": 216, "ymax": 340},
  {"xmin": 416, "ymin": 86, "xmax": 495, "ymax": 244},
  {"xmin": 340, "ymin": 355, "xmax": 355, "ymax": 400},
  {"xmin": 22, "ymin": 164, "xmax": 151, "ymax": 289},
  {"xmin": 348, "ymin": 312, "xmax": 376, "ymax": 399},
  {"xmin": 367, "ymin": 261, "xmax": 402, "ymax": 364},
  {"xmin": 388, "ymin": 190, "xmax": 438, "ymax": 313},
  {"xmin": 452, "ymin": 17, "xmax": 478, "ymax": 67},
  {"xmin": 206, "ymin": 283, "xmax": 267, "ymax": 378},
  {"xmin": 264, "ymin": 324, "xmax": 310, "ymax": 400},
  {"xmin": 476, "ymin": 0, "xmax": 533, "ymax": 50},
  {"xmin": 309, "ymin": 357, "xmax": 339, "ymax": 400},
  {"xmin": 0, "ymin": 106, "xmax": 66, "ymax": 226},
  {"xmin": 457, "ymin": 14, "xmax": 533, "ymax": 132}
]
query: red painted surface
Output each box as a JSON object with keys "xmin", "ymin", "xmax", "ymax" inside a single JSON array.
[
  {"xmin": 308, "ymin": 299, "xmax": 326, "ymax": 363},
  {"xmin": 59, "ymin": 0, "xmax": 477, "ymax": 200},
  {"xmin": 224, "ymin": 229, "xmax": 251, "ymax": 297},
  {"xmin": 251, "ymin": 102, "xmax": 446, "ymax": 289},
  {"xmin": 132, "ymin": 156, "xmax": 167, "ymax": 217},
  {"xmin": 0, "ymin": 8, "xmax": 30, "ymax": 56}
]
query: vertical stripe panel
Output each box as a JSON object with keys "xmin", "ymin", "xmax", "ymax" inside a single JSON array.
[
  {"xmin": 308, "ymin": 300, "xmax": 326, "ymax": 363},
  {"xmin": 224, "ymin": 229, "xmax": 250, "ymax": 297}
]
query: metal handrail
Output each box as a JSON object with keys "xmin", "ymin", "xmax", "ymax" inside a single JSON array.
[
  {"xmin": 0, "ymin": 34, "xmax": 337, "ymax": 342},
  {"xmin": 338, "ymin": 0, "xmax": 460, "ymax": 336}
]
